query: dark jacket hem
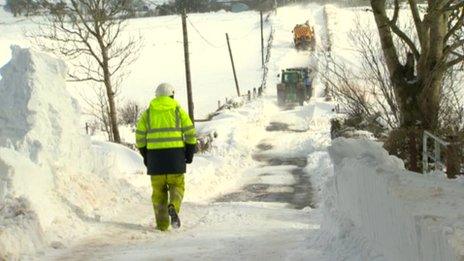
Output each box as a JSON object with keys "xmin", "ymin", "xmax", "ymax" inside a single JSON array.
[{"xmin": 146, "ymin": 147, "xmax": 187, "ymax": 175}]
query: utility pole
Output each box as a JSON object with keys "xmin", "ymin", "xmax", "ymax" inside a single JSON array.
[
  {"xmin": 181, "ymin": 9, "xmax": 194, "ymax": 122},
  {"xmin": 260, "ymin": 10, "xmax": 264, "ymax": 68},
  {"xmin": 226, "ymin": 33, "xmax": 241, "ymax": 97}
]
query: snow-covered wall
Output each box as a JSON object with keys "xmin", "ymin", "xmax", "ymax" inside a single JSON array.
[{"xmin": 326, "ymin": 138, "xmax": 464, "ymax": 261}]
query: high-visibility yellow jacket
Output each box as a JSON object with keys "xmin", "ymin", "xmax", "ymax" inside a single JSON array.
[
  {"xmin": 135, "ymin": 96, "xmax": 197, "ymax": 175},
  {"xmin": 135, "ymin": 96, "xmax": 196, "ymax": 149}
]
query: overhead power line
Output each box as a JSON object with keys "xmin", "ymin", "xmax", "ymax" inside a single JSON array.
[
  {"xmin": 187, "ymin": 17, "xmax": 260, "ymax": 48},
  {"xmin": 187, "ymin": 17, "xmax": 225, "ymax": 48}
]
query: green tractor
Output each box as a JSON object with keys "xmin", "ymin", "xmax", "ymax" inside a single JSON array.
[{"xmin": 277, "ymin": 68, "xmax": 313, "ymax": 106}]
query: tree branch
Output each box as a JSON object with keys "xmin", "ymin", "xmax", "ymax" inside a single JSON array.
[
  {"xmin": 443, "ymin": 0, "xmax": 464, "ymax": 11},
  {"xmin": 407, "ymin": 0, "xmax": 425, "ymax": 46},
  {"xmin": 445, "ymin": 7, "xmax": 464, "ymax": 40},
  {"xmin": 391, "ymin": 0, "xmax": 400, "ymax": 24},
  {"xmin": 444, "ymin": 38, "xmax": 464, "ymax": 55},
  {"xmin": 387, "ymin": 19, "xmax": 421, "ymax": 60},
  {"xmin": 446, "ymin": 55, "xmax": 464, "ymax": 68},
  {"xmin": 370, "ymin": 0, "xmax": 402, "ymax": 74}
]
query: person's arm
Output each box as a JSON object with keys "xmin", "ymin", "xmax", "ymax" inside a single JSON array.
[
  {"xmin": 179, "ymin": 107, "xmax": 197, "ymax": 164},
  {"xmin": 135, "ymin": 110, "xmax": 148, "ymax": 166}
]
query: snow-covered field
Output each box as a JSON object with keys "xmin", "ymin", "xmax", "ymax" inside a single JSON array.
[
  {"xmin": 1, "ymin": 3, "xmax": 463, "ymax": 261},
  {"xmin": 0, "ymin": 7, "xmax": 269, "ymax": 122}
]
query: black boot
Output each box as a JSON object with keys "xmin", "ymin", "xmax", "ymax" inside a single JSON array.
[{"xmin": 168, "ymin": 204, "xmax": 181, "ymax": 229}]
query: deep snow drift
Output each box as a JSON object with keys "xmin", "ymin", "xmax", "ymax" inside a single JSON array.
[
  {"xmin": 0, "ymin": 46, "xmax": 146, "ymax": 260},
  {"xmin": 325, "ymin": 138, "xmax": 464, "ymax": 261}
]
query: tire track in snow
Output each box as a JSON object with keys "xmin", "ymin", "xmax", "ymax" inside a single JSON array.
[
  {"xmin": 215, "ymin": 118, "xmax": 316, "ymax": 209},
  {"xmin": 213, "ymin": 4, "xmax": 331, "ymax": 210}
]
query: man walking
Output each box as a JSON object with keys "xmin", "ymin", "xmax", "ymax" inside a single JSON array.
[{"xmin": 135, "ymin": 83, "xmax": 196, "ymax": 231}]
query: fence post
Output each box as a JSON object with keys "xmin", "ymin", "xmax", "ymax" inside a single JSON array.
[
  {"xmin": 434, "ymin": 139, "xmax": 441, "ymax": 171},
  {"xmin": 218, "ymin": 100, "xmax": 221, "ymax": 109},
  {"xmin": 406, "ymin": 128, "xmax": 419, "ymax": 172},
  {"xmin": 446, "ymin": 135, "xmax": 460, "ymax": 179},
  {"xmin": 422, "ymin": 132, "xmax": 428, "ymax": 174},
  {"xmin": 226, "ymin": 33, "xmax": 241, "ymax": 97},
  {"xmin": 182, "ymin": 9, "xmax": 195, "ymax": 122},
  {"xmin": 260, "ymin": 10, "xmax": 264, "ymax": 68},
  {"xmin": 247, "ymin": 90, "xmax": 251, "ymax": 101},
  {"xmin": 253, "ymin": 88, "xmax": 257, "ymax": 98}
]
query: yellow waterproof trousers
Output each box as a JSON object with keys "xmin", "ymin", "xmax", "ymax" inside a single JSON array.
[{"xmin": 151, "ymin": 174, "xmax": 185, "ymax": 231}]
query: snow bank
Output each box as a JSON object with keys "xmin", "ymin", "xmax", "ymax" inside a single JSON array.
[
  {"xmin": 0, "ymin": 46, "xmax": 145, "ymax": 260},
  {"xmin": 325, "ymin": 138, "xmax": 464, "ymax": 261}
]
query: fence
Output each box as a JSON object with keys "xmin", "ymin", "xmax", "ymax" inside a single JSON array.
[
  {"xmin": 422, "ymin": 130, "xmax": 449, "ymax": 173},
  {"xmin": 261, "ymin": 26, "xmax": 275, "ymax": 90},
  {"xmin": 422, "ymin": 130, "xmax": 462, "ymax": 178}
]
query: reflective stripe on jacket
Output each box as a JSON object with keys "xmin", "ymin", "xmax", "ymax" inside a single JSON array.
[{"xmin": 135, "ymin": 96, "xmax": 197, "ymax": 150}]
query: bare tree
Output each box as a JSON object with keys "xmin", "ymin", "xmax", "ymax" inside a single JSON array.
[
  {"xmin": 370, "ymin": 0, "xmax": 464, "ymax": 131},
  {"xmin": 440, "ymin": 65, "xmax": 464, "ymax": 132},
  {"xmin": 323, "ymin": 14, "xmax": 464, "ymax": 171},
  {"xmin": 321, "ymin": 20, "xmax": 400, "ymax": 133},
  {"xmin": 364, "ymin": 0, "xmax": 464, "ymax": 171},
  {"xmin": 5, "ymin": 0, "xmax": 40, "ymax": 17},
  {"xmin": 33, "ymin": 0, "xmax": 141, "ymax": 143},
  {"xmin": 82, "ymin": 87, "xmax": 114, "ymax": 140},
  {"xmin": 118, "ymin": 100, "xmax": 141, "ymax": 126}
]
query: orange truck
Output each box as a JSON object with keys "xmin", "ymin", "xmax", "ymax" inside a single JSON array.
[{"xmin": 292, "ymin": 23, "xmax": 316, "ymax": 51}]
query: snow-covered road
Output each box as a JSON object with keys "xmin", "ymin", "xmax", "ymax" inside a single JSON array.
[{"xmin": 43, "ymin": 96, "xmax": 334, "ymax": 261}]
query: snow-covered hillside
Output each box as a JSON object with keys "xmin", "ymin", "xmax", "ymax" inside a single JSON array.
[{"xmin": 0, "ymin": 9, "xmax": 269, "ymax": 121}]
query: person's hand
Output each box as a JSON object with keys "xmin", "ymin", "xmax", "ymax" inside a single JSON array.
[
  {"xmin": 139, "ymin": 147, "xmax": 148, "ymax": 167},
  {"xmin": 185, "ymin": 143, "xmax": 195, "ymax": 164}
]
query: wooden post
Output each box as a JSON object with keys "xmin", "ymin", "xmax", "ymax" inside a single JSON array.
[
  {"xmin": 226, "ymin": 33, "xmax": 241, "ymax": 97},
  {"xmin": 409, "ymin": 128, "xmax": 419, "ymax": 172},
  {"xmin": 182, "ymin": 9, "xmax": 195, "ymax": 122},
  {"xmin": 260, "ymin": 10, "xmax": 264, "ymax": 68},
  {"xmin": 446, "ymin": 136, "xmax": 460, "ymax": 179}
]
